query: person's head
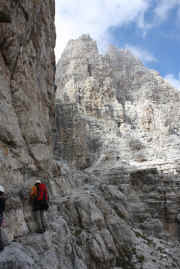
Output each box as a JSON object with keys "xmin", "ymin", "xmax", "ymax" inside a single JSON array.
[
  {"xmin": 35, "ymin": 180, "xmax": 41, "ymax": 186},
  {"xmin": 0, "ymin": 185, "xmax": 5, "ymax": 195}
]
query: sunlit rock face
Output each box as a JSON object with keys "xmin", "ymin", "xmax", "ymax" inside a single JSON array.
[
  {"xmin": 1, "ymin": 8, "xmax": 180, "ymax": 268},
  {"xmin": 0, "ymin": 0, "xmax": 56, "ymax": 238},
  {"xmin": 55, "ymin": 35, "xmax": 180, "ymax": 241},
  {"xmin": 56, "ymin": 35, "xmax": 180, "ymax": 169}
]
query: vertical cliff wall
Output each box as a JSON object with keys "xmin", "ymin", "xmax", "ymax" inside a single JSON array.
[
  {"xmin": 1, "ymin": 5, "xmax": 180, "ymax": 269},
  {"xmin": 0, "ymin": 0, "xmax": 56, "ymax": 238}
]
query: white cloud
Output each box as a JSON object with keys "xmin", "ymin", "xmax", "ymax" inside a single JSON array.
[
  {"xmin": 164, "ymin": 73, "xmax": 180, "ymax": 90},
  {"xmin": 55, "ymin": 0, "xmax": 180, "ymax": 62},
  {"xmin": 55, "ymin": 0, "xmax": 151, "ymax": 61},
  {"xmin": 125, "ymin": 44, "xmax": 157, "ymax": 63},
  {"xmin": 154, "ymin": 0, "xmax": 180, "ymax": 22}
]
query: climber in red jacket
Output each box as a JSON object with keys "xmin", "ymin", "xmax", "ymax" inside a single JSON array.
[{"xmin": 30, "ymin": 180, "xmax": 49, "ymax": 233}]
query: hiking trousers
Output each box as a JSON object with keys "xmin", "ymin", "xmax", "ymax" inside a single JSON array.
[
  {"xmin": 0, "ymin": 215, "xmax": 4, "ymax": 250},
  {"xmin": 34, "ymin": 210, "xmax": 46, "ymax": 232}
]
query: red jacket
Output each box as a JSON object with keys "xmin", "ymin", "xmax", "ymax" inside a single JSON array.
[{"xmin": 37, "ymin": 183, "xmax": 48, "ymax": 201}]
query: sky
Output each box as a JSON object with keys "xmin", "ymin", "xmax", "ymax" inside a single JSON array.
[{"xmin": 55, "ymin": 0, "xmax": 180, "ymax": 89}]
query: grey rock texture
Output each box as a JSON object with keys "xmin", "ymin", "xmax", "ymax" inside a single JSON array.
[
  {"xmin": 56, "ymin": 35, "xmax": 180, "ymax": 168},
  {"xmin": 0, "ymin": 0, "xmax": 56, "ymax": 238},
  {"xmin": 0, "ymin": 5, "xmax": 180, "ymax": 269},
  {"xmin": 1, "ymin": 164, "xmax": 180, "ymax": 269},
  {"xmin": 54, "ymin": 35, "xmax": 180, "ymax": 268}
]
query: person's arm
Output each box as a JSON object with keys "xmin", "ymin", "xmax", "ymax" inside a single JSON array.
[
  {"xmin": 0, "ymin": 197, "xmax": 5, "ymax": 215},
  {"xmin": 30, "ymin": 186, "xmax": 37, "ymax": 198},
  {"xmin": 45, "ymin": 187, "xmax": 49, "ymax": 202}
]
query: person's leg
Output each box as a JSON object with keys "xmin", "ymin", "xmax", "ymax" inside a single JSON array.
[
  {"xmin": 33, "ymin": 210, "xmax": 43, "ymax": 232},
  {"xmin": 0, "ymin": 229, "xmax": 3, "ymax": 250},
  {"xmin": 0, "ymin": 1, "xmax": 11, "ymax": 23},
  {"xmin": 40, "ymin": 210, "xmax": 46, "ymax": 232},
  {"xmin": 0, "ymin": 216, "xmax": 4, "ymax": 250}
]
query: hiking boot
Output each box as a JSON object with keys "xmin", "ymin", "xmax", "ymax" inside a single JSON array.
[{"xmin": 36, "ymin": 229, "xmax": 44, "ymax": 234}]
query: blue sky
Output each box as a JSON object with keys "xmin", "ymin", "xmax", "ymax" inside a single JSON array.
[{"xmin": 55, "ymin": 0, "xmax": 180, "ymax": 89}]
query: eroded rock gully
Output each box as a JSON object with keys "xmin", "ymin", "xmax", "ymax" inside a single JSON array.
[{"xmin": 0, "ymin": 1, "xmax": 180, "ymax": 268}]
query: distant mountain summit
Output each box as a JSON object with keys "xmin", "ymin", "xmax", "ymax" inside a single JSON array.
[
  {"xmin": 55, "ymin": 35, "xmax": 180, "ymax": 171},
  {"xmin": 2, "ymin": 3, "xmax": 180, "ymax": 268}
]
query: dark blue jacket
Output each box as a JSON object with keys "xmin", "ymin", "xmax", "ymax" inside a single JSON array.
[{"xmin": 0, "ymin": 196, "xmax": 6, "ymax": 216}]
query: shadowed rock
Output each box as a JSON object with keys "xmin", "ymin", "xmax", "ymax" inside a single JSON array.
[
  {"xmin": 0, "ymin": 11, "xmax": 11, "ymax": 23},
  {"xmin": 0, "ymin": 3, "xmax": 180, "ymax": 269}
]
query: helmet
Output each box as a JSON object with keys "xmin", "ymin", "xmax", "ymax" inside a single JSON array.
[
  {"xmin": 35, "ymin": 180, "xmax": 41, "ymax": 184},
  {"xmin": 0, "ymin": 185, "xmax": 5, "ymax": 193}
]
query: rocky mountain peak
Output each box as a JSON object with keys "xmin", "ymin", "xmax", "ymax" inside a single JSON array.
[
  {"xmin": 1, "ymin": 3, "xmax": 180, "ymax": 267},
  {"xmin": 55, "ymin": 35, "xmax": 180, "ymax": 169},
  {"xmin": 107, "ymin": 45, "xmax": 142, "ymax": 65},
  {"xmin": 57, "ymin": 34, "xmax": 97, "ymax": 67},
  {"xmin": 54, "ymin": 35, "xmax": 180, "ymax": 269},
  {"xmin": 62, "ymin": 34, "xmax": 98, "ymax": 57}
]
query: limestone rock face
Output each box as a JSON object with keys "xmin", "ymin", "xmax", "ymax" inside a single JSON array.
[
  {"xmin": 0, "ymin": 0, "xmax": 56, "ymax": 237},
  {"xmin": 56, "ymin": 35, "xmax": 180, "ymax": 169},
  {"xmin": 54, "ymin": 35, "xmax": 180, "ymax": 268},
  {"xmin": 1, "ymin": 165, "xmax": 180, "ymax": 269},
  {"xmin": 1, "ymin": 8, "xmax": 180, "ymax": 269}
]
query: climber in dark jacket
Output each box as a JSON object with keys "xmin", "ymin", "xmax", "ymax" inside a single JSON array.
[
  {"xmin": 0, "ymin": 185, "xmax": 6, "ymax": 251},
  {"xmin": 30, "ymin": 180, "xmax": 49, "ymax": 233}
]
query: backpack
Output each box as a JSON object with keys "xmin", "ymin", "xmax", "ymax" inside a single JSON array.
[{"xmin": 37, "ymin": 183, "xmax": 49, "ymax": 211}]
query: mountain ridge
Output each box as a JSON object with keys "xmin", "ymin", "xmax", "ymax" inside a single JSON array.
[
  {"xmin": 1, "ymin": 7, "xmax": 180, "ymax": 268},
  {"xmin": 55, "ymin": 34, "xmax": 180, "ymax": 170}
]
